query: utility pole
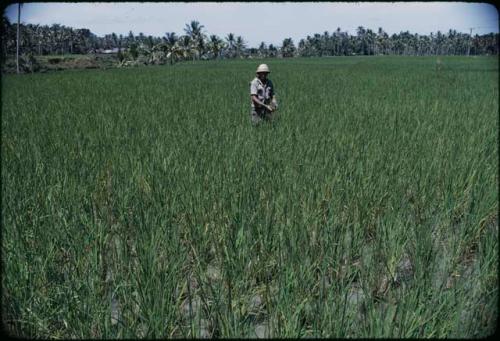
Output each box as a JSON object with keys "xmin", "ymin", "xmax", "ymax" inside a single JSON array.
[{"xmin": 16, "ymin": 3, "xmax": 21, "ymax": 74}]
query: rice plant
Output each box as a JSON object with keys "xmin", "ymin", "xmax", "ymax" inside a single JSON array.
[{"xmin": 2, "ymin": 56, "xmax": 498, "ymax": 338}]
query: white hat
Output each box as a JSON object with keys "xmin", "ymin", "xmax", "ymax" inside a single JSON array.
[{"xmin": 256, "ymin": 64, "xmax": 270, "ymax": 73}]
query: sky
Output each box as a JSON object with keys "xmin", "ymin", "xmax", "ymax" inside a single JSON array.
[{"xmin": 3, "ymin": 2, "xmax": 499, "ymax": 47}]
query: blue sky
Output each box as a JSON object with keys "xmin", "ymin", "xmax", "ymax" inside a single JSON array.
[{"xmin": 4, "ymin": 2, "xmax": 499, "ymax": 47}]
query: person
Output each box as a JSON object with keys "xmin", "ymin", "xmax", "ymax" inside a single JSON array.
[{"xmin": 249, "ymin": 64, "xmax": 278, "ymax": 125}]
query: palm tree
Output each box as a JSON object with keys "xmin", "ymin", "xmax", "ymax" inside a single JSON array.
[
  {"xmin": 50, "ymin": 24, "xmax": 61, "ymax": 54},
  {"xmin": 168, "ymin": 44, "xmax": 184, "ymax": 64},
  {"xmin": 163, "ymin": 32, "xmax": 179, "ymax": 64},
  {"xmin": 258, "ymin": 41, "xmax": 267, "ymax": 58},
  {"xmin": 138, "ymin": 32, "xmax": 145, "ymax": 46},
  {"xmin": 165, "ymin": 32, "xmax": 177, "ymax": 47},
  {"xmin": 126, "ymin": 31, "xmax": 135, "ymax": 48},
  {"xmin": 151, "ymin": 42, "xmax": 168, "ymax": 64},
  {"xmin": 184, "ymin": 20, "xmax": 205, "ymax": 59},
  {"xmin": 76, "ymin": 28, "xmax": 92, "ymax": 54},
  {"xmin": 297, "ymin": 39, "xmax": 306, "ymax": 57},
  {"xmin": 67, "ymin": 27, "xmax": 74, "ymax": 54},
  {"xmin": 312, "ymin": 33, "xmax": 322, "ymax": 56},
  {"xmin": 21, "ymin": 23, "xmax": 34, "ymax": 55},
  {"xmin": 208, "ymin": 34, "xmax": 224, "ymax": 59},
  {"xmin": 332, "ymin": 27, "xmax": 341, "ymax": 55},
  {"xmin": 268, "ymin": 44, "xmax": 278, "ymax": 58},
  {"xmin": 146, "ymin": 35, "xmax": 154, "ymax": 50},
  {"xmin": 234, "ymin": 35, "xmax": 246, "ymax": 58},
  {"xmin": 366, "ymin": 28, "xmax": 376, "ymax": 55},
  {"xmin": 356, "ymin": 26, "xmax": 368, "ymax": 55},
  {"xmin": 376, "ymin": 27, "xmax": 384, "ymax": 55},
  {"xmin": 184, "ymin": 20, "xmax": 204, "ymax": 38},
  {"xmin": 281, "ymin": 38, "xmax": 296, "ymax": 58},
  {"xmin": 177, "ymin": 35, "xmax": 196, "ymax": 61},
  {"xmin": 322, "ymin": 31, "xmax": 330, "ymax": 56},
  {"xmin": 225, "ymin": 33, "xmax": 235, "ymax": 58}
]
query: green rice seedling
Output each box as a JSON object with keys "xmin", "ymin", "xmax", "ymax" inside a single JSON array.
[{"xmin": 2, "ymin": 56, "xmax": 498, "ymax": 338}]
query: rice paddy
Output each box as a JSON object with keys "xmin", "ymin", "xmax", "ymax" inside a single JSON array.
[{"xmin": 1, "ymin": 55, "xmax": 498, "ymax": 338}]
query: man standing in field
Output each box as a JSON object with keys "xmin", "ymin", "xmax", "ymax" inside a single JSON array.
[{"xmin": 250, "ymin": 64, "xmax": 278, "ymax": 125}]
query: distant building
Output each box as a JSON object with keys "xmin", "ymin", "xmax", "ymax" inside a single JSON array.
[{"xmin": 95, "ymin": 48, "xmax": 122, "ymax": 54}]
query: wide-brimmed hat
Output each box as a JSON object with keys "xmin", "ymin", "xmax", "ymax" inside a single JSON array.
[{"xmin": 256, "ymin": 64, "xmax": 270, "ymax": 73}]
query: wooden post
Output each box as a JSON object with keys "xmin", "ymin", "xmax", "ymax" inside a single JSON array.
[{"xmin": 16, "ymin": 3, "xmax": 21, "ymax": 74}]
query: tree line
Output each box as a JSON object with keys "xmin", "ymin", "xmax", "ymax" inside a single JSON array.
[
  {"xmin": 2, "ymin": 16, "xmax": 498, "ymax": 67},
  {"xmin": 297, "ymin": 27, "xmax": 498, "ymax": 57}
]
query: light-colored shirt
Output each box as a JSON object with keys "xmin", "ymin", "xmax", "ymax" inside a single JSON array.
[{"xmin": 250, "ymin": 77, "xmax": 274, "ymax": 108}]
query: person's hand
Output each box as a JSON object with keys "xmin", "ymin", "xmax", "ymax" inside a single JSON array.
[{"xmin": 266, "ymin": 105, "xmax": 274, "ymax": 112}]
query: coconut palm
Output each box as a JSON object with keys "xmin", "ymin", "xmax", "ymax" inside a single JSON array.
[
  {"xmin": 258, "ymin": 41, "xmax": 267, "ymax": 58},
  {"xmin": 184, "ymin": 20, "xmax": 206, "ymax": 59},
  {"xmin": 297, "ymin": 39, "xmax": 306, "ymax": 57},
  {"xmin": 268, "ymin": 44, "xmax": 278, "ymax": 58},
  {"xmin": 184, "ymin": 20, "xmax": 204, "ymax": 39},
  {"xmin": 234, "ymin": 35, "xmax": 246, "ymax": 58},
  {"xmin": 167, "ymin": 44, "xmax": 184, "ymax": 64},
  {"xmin": 321, "ymin": 31, "xmax": 330, "ymax": 55},
  {"xmin": 77, "ymin": 28, "xmax": 93, "ymax": 54},
  {"xmin": 49, "ymin": 24, "xmax": 61, "ymax": 54},
  {"xmin": 137, "ymin": 43, "xmax": 152, "ymax": 64},
  {"xmin": 138, "ymin": 32, "xmax": 145, "ymax": 46},
  {"xmin": 165, "ymin": 32, "xmax": 178, "ymax": 47},
  {"xmin": 225, "ymin": 33, "xmax": 235, "ymax": 58},
  {"xmin": 208, "ymin": 34, "xmax": 225, "ymax": 59},
  {"xmin": 35, "ymin": 25, "xmax": 47, "ymax": 55},
  {"xmin": 281, "ymin": 38, "xmax": 296, "ymax": 58},
  {"xmin": 366, "ymin": 28, "xmax": 376, "ymax": 55},
  {"xmin": 177, "ymin": 35, "xmax": 197, "ymax": 61},
  {"xmin": 163, "ymin": 32, "xmax": 179, "ymax": 64},
  {"xmin": 30, "ymin": 25, "xmax": 40, "ymax": 54},
  {"xmin": 151, "ymin": 42, "xmax": 168, "ymax": 64},
  {"xmin": 20, "ymin": 23, "xmax": 34, "ymax": 54}
]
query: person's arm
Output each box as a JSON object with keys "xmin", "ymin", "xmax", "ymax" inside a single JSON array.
[
  {"xmin": 251, "ymin": 95, "xmax": 273, "ymax": 111},
  {"xmin": 271, "ymin": 95, "xmax": 278, "ymax": 110}
]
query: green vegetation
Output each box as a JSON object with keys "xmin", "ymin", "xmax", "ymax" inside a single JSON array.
[
  {"xmin": 2, "ymin": 56, "xmax": 498, "ymax": 338},
  {"xmin": 2, "ymin": 14, "xmax": 499, "ymax": 75},
  {"xmin": 2, "ymin": 53, "xmax": 119, "ymax": 74}
]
